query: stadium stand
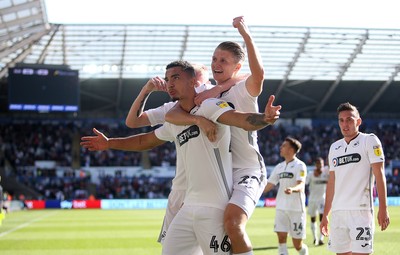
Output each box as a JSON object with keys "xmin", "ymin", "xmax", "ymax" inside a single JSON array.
[
  {"xmin": 1, "ymin": 119, "xmax": 399, "ymax": 200},
  {"xmin": 0, "ymin": 0, "xmax": 399, "ymax": 202}
]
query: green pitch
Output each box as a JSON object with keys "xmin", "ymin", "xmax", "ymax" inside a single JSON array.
[{"xmin": 0, "ymin": 206, "xmax": 398, "ymax": 254}]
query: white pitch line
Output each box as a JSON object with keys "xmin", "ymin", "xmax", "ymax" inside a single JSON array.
[{"xmin": 0, "ymin": 211, "xmax": 59, "ymax": 238}]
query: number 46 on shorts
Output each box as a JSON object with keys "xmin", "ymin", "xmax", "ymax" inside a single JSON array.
[{"xmin": 209, "ymin": 235, "xmax": 231, "ymax": 253}]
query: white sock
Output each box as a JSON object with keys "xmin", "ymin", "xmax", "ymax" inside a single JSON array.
[
  {"xmin": 311, "ymin": 222, "xmax": 317, "ymax": 240},
  {"xmin": 233, "ymin": 252, "xmax": 253, "ymax": 255},
  {"xmin": 278, "ymin": 243, "xmax": 288, "ymax": 255},
  {"xmin": 298, "ymin": 243, "xmax": 309, "ymax": 255}
]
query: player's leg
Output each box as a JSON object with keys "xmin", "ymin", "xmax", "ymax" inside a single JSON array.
[
  {"xmin": 276, "ymin": 232, "xmax": 289, "ymax": 255},
  {"xmin": 157, "ymin": 189, "xmax": 185, "ymax": 243},
  {"xmin": 224, "ymin": 203, "xmax": 251, "ymax": 254},
  {"xmin": 318, "ymin": 213, "xmax": 325, "ymax": 245},
  {"xmin": 196, "ymin": 206, "xmax": 230, "ymax": 255},
  {"xmin": 348, "ymin": 210, "xmax": 374, "ymax": 255},
  {"xmin": 274, "ymin": 210, "xmax": 291, "ymax": 255},
  {"xmin": 0, "ymin": 207, "xmax": 4, "ymax": 226},
  {"xmin": 0, "ymin": 200, "xmax": 5, "ymax": 225},
  {"xmin": 307, "ymin": 201, "xmax": 318, "ymax": 245},
  {"xmin": 225, "ymin": 168, "xmax": 267, "ymax": 254},
  {"xmin": 328, "ymin": 211, "xmax": 353, "ymax": 254},
  {"xmin": 292, "ymin": 238, "xmax": 309, "ymax": 255},
  {"xmin": 318, "ymin": 199, "xmax": 326, "ymax": 245},
  {"xmin": 162, "ymin": 205, "xmax": 200, "ymax": 255},
  {"xmin": 288, "ymin": 211, "xmax": 308, "ymax": 255},
  {"xmin": 310, "ymin": 217, "xmax": 318, "ymax": 245}
]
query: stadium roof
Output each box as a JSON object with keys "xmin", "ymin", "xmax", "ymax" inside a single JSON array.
[{"xmin": 1, "ymin": 0, "xmax": 400, "ymax": 119}]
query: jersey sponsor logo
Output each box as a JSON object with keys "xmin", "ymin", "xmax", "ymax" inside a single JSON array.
[
  {"xmin": 278, "ymin": 172, "xmax": 294, "ymax": 179},
  {"xmin": 373, "ymin": 145, "xmax": 382, "ymax": 156},
  {"xmin": 216, "ymin": 100, "xmax": 229, "ymax": 108},
  {"xmin": 332, "ymin": 153, "xmax": 361, "ymax": 167},
  {"xmin": 177, "ymin": 125, "xmax": 200, "ymax": 146}
]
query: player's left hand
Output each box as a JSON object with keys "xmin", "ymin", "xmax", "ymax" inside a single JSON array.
[
  {"xmin": 264, "ymin": 95, "xmax": 281, "ymax": 125},
  {"xmin": 284, "ymin": 187, "xmax": 293, "ymax": 194},
  {"xmin": 378, "ymin": 208, "xmax": 390, "ymax": 231},
  {"xmin": 320, "ymin": 216, "xmax": 329, "ymax": 237},
  {"xmin": 196, "ymin": 116, "xmax": 217, "ymax": 142}
]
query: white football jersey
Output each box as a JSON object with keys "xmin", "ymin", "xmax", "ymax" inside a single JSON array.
[
  {"xmin": 155, "ymin": 98, "xmax": 234, "ymax": 210},
  {"xmin": 268, "ymin": 157, "xmax": 307, "ymax": 212},
  {"xmin": 306, "ymin": 167, "xmax": 329, "ymax": 202},
  {"xmin": 145, "ymin": 83, "xmax": 215, "ymax": 191},
  {"xmin": 219, "ymin": 80, "xmax": 265, "ymax": 172},
  {"xmin": 328, "ymin": 132, "xmax": 384, "ymax": 211}
]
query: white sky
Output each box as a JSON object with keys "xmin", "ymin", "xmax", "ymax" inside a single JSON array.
[{"xmin": 44, "ymin": 0, "xmax": 399, "ymax": 29}]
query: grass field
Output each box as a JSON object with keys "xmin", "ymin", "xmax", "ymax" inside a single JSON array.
[{"xmin": 0, "ymin": 206, "xmax": 398, "ymax": 254}]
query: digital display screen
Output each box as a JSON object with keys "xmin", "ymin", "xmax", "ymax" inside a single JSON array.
[{"xmin": 8, "ymin": 66, "xmax": 80, "ymax": 112}]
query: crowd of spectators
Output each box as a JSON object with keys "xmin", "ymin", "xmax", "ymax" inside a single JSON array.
[
  {"xmin": 95, "ymin": 173, "xmax": 171, "ymax": 199},
  {"xmin": 1, "ymin": 120, "xmax": 76, "ymax": 168},
  {"xmin": 1, "ymin": 118, "xmax": 399, "ymax": 199}
]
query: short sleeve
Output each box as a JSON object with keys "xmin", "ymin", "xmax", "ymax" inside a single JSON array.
[
  {"xmin": 268, "ymin": 165, "xmax": 280, "ymax": 185},
  {"xmin": 154, "ymin": 123, "xmax": 174, "ymax": 142},
  {"xmin": 366, "ymin": 134, "xmax": 385, "ymax": 164},
  {"xmin": 296, "ymin": 161, "xmax": 307, "ymax": 182},
  {"xmin": 146, "ymin": 102, "xmax": 176, "ymax": 126},
  {"xmin": 200, "ymin": 98, "xmax": 234, "ymax": 122}
]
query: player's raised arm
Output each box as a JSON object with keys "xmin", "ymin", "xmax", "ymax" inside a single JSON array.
[
  {"xmin": 233, "ymin": 16, "xmax": 264, "ymax": 97},
  {"xmin": 125, "ymin": 76, "xmax": 167, "ymax": 128},
  {"xmin": 216, "ymin": 95, "xmax": 281, "ymax": 131}
]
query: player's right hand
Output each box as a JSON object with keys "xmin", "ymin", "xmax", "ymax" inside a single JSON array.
[
  {"xmin": 146, "ymin": 76, "xmax": 167, "ymax": 92},
  {"xmin": 80, "ymin": 128, "xmax": 109, "ymax": 151}
]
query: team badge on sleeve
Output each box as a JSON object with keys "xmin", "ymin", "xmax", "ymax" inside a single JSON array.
[
  {"xmin": 373, "ymin": 145, "xmax": 382, "ymax": 156},
  {"xmin": 300, "ymin": 170, "xmax": 306, "ymax": 177},
  {"xmin": 216, "ymin": 101, "xmax": 229, "ymax": 108}
]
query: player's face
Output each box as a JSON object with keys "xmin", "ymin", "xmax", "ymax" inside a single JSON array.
[
  {"xmin": 211, "ymin": 48, "xmax": 241, "ymax": 84},
  {"xmin": 315, "ymin": 159, "xmax": 324, "ymax": 169},
  {"xmin": 165, "ymin": 67, "xmax": 195, "ymax": 101},
  {"xmin": 279, "ymin": 141, "xmax": 292, "ymax": 158},
  {"xmin": 338, "ymin": 110, "xmax": 361, "ymax": 141}
]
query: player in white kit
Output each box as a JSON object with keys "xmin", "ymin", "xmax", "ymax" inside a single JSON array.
[
  {"xmin": 263, "ymin": 137, "xmax": 309, "ymax": 255},
  {"xmin": 320, "ymin": 102, "xmax": 390, "ymax": 255},
  {"xmin": 165, "ymin": 16, "xmax": 276, "ymax": 255},
  {"xmin": 124, "ymin": 63, "xmax": 221, "ymax": 245},
  {"xmin": 305, "ymin": 156, "xmax": 329, "ymax": 246},
  {"xmin": 81, "ymin": 60, "xmax": 281, "ymax": 255}
]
